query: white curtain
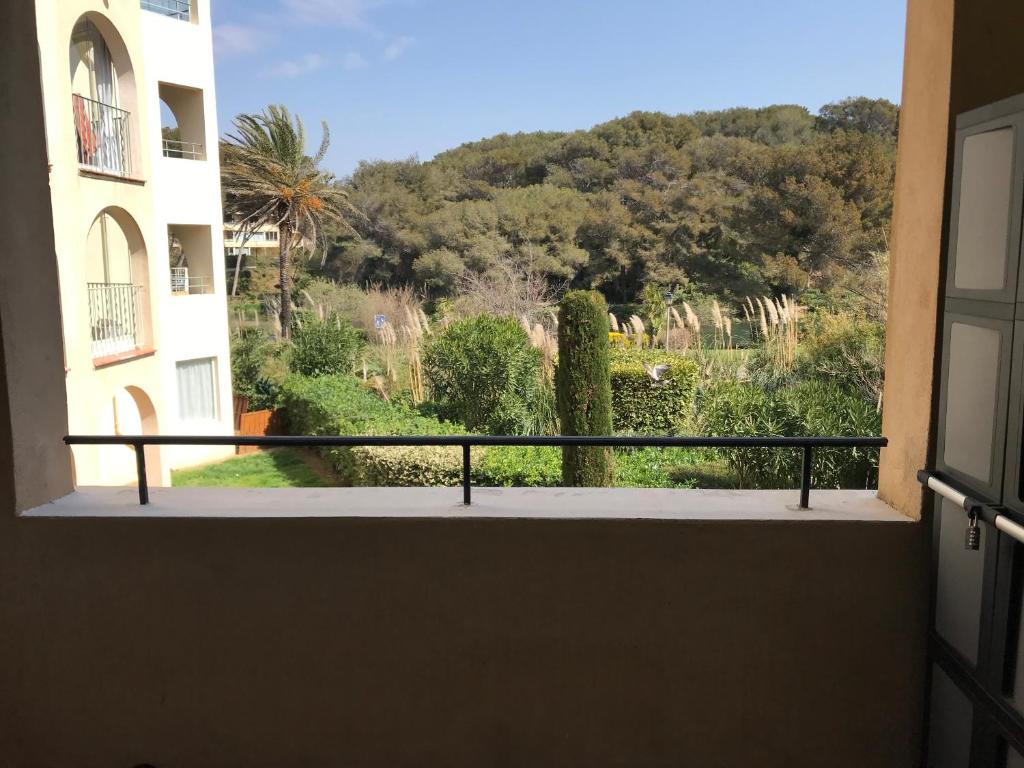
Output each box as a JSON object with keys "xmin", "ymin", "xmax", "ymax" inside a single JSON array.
[{"xmin": 176, "ymin": 358, "xmax": 217, "ymax": 421}]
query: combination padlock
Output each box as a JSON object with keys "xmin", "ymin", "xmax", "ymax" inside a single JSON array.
[{"xmin": 965, "ymin": 512, "xmax": 981, "ymax": 551}]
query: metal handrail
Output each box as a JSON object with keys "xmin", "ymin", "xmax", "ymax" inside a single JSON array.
[
  {"xmin": 170, "ymin": 268, "xmax": 213, "ymax": 295},
  {"xmin": 141, "ymin": 0, "xmax": 190, "ymax": 21},
  {"xmin": 64, "ymin": 433, "xmax": 887, "ymax": 507},
  {"xmin": 162, "ymin": 138, "xmax": 205, "ymax": 160},
  {"xmin": 918, "ymin": 469, "xmax": 1024, "ymax": 546}
]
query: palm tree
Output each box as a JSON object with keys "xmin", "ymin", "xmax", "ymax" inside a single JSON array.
[{"xmin": 221, "ymin": 105, "xmax": 359, "ymax": 338}]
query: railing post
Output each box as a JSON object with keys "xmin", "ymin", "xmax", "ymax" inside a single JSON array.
[
  {"xmin": 462, "ymin": 443, "xmax": 471, "ymax": 506},
  {"xmin": 134, "ymin": 442, "xmax": 149, "ymax": 506},
  {"xmin": 799, "ymin": 446, "xmax": 813, "ymax": 509}
]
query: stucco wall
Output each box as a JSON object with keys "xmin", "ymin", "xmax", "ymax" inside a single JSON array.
[
  {"xmin": 143, "ymin": 6, "xmax": 235, "ymax": 472},
  {"xmin": 880, "ymin": 0, "xmax": 1024, "ymax": 518},
  {"xmin": 0, "ymin": 1, "xmax": 73, "ymax": 510},
  {"xmin": 878, "ymin": 0, "xmax": 955, "ymax": 518}
]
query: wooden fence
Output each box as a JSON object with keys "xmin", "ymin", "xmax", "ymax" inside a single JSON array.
[{"xmin": 237, "ymin": 409, "xmax": 274, "ymax": 455}]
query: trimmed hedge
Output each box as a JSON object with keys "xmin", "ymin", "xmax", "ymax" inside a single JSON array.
[
  {"xmin": 610, "ymin": 349, "xmax": 699, "ymax": 433},
  {"xmin": 279, "ymin": 374, "xmax": 701, "ymax": 488},
  {"xmin": 280, "ymin": 375, "xmax": 462, "ymax": 485}
]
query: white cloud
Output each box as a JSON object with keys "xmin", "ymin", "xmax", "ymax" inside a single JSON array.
[
  {"xmin": 342, "ymin": 52, "xmax": 370, "ymax": 71},
  {"xmin": 213, "ymin": 24, "xmax": 268, "ymax": 55},
  {"xmin": 383, "ymin": 35, "xmax": 415, "ymax": 61},
  {"xmin": 271, "ymin": 53, "xmax": 329, "ymax": 78},
  {"xmin": 282, "ymin": 0, "xmax": 383, "ymax": 27}
]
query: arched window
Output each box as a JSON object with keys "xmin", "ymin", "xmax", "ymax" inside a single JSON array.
[
  {"xmin": 69, "ymin": 16, "xmax": 136, "ymax": 176},
  {"xmin": 85, "ymin": 208, "xmax": 151, "ymax": 359}
]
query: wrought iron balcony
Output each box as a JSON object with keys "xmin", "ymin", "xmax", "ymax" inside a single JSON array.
[
  {"xmin": 87, "ymin": 282, "xmax": 143, "ymax": 358},
  {"xmin": 73, "ymin": 94, "xmax": 132, "ymax": 177}
]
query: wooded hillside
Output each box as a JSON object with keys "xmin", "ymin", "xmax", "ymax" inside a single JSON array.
[{"xmin": 316, "ymin": 97, "xmax": 897, "ymax": 312}]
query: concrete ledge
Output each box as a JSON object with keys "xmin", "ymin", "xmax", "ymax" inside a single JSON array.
[{"xmin": 23, "ymin": 486, "xmax": 910, "ymax": 521}]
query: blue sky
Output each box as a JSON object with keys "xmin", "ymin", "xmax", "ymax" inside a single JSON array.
[{"xmin": 211, "ymin": 0, "xmax": 907, "ymax": 177}]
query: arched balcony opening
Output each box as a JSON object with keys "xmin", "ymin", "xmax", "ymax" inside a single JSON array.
[
  {"xmin": 69, "ymin": 14, "xmax": 139, "ymax": 177},
  {"xmin": 159, "ymin": 83, "xmax": 206, "ymax": 161},
  {"xmin": 85, "ymin": 207, "xmax": 152, "ymax": 361}
]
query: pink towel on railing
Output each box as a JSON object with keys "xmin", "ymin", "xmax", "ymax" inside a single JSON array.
[{"xmin": 72, "ymin": 94, "xmax": 98, "ymax": 158}]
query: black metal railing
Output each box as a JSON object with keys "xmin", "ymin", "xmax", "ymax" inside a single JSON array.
[{"xmin": 63, "ymin": 434, "xmax": 887, "ymax": 508}]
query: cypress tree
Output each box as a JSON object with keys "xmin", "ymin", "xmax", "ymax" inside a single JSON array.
[{"xmin": 556, "ymin": 290, "xmax": 614, "ymax": 486}]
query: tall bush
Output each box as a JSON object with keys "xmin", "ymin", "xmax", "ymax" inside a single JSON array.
[
  {"xmin": 795, "ymin": 313, "xmax": 885, "ymax": 407},
  {"xmin": 698, "ymin": 379, "xmax": 881, "ymax": 489},
  {"xmin": 556, "ymin": 291, "xmax": 613, "ymax": 486},
  {"xmin": 230, "ymin": 328, "xmax": 285, "ymax": 410},
  {"xmin": 289, "ymin": 314, "xmax": 363, "ymax": 377},
  {"xmin": 421, "ymin": 314, "xmax": 543, "ymax": 434}
]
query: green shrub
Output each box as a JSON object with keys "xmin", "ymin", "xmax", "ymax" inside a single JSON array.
[
  {"xmin": 557, "ymin": 291, "xmax": 614, "ymax": 486},
  {"xmin": 289, "ymin": 315, "xmax": 364, "ymax": 377},
  {"xmin": 614, "ymin": 447, "xmax": 699, "ymax": 488},
  {"xmin": 609, "ymin": 349, "xmax": 699, "ymax": 433},
  {"xmin": 353, "ymin": 445, "xmax": 474, "ymax": 487},
  {"xmin": 279, "ymin": 373, "xmax": 718, "ymax": 489},
  {"xmin": 231, "ymin": 329, "xmax": 284, "ymax": 410},
  {"xmin": 422, "ymin": 314, "xmax": 543, "ymax": 435},
  {"xmin": 698, "ymin": 379, "xmax": 881, "ymax": 489},
  {"xmin": 793, "ymin": 380, "xmax": 882, "ymax": 489},
  {"xmin": 476, "ymin": 446, "xmax": 562, "ymax": 487},
  {"xmin": 795, "ymin": 313, "xmax": 885, "ymax": 406}
]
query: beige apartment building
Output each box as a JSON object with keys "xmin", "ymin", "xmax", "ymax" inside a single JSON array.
[
  {"xmin": 36, "ymin": 0, "xmax": 234, "ymax": 485},
  {"xmin": 224, "ymin": 220, "xmax": 281, "ymax": 294}
]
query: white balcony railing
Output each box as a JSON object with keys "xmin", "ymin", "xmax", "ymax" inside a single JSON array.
[
  {"xmin": 162, "ymin": 138, "xmax": 205, "ymax": 160},
  {"xmin": 141, "ymin": 0, "xmax": 191, "ymax": 21},
  {"xmin": 171, "ymin": 267, "xmax": 213, "ymax": 295},
  {"xmin": 87, "ymin": 282, "xmax": 143, "ymax": 358},
  {"xmin": 73, "ymin": 94, "xmax": 132, "ymax": 177}
]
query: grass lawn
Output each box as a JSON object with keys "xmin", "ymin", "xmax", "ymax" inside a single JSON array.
[{"xmin": 172, "ymin": 448, "xmax": 336, "ymax": 488}]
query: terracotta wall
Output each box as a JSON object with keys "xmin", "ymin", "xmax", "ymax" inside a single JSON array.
[
  {"xmin": 878, "ymin": 0, "xmax": 954, "ymax": 517},
  {"xmin": 880, "ymin": 0, "xmax": 1024, "ymax": 518},
  {"xmin": 0, "ymin": 512, "xmax": 926, "ymax": 768}
]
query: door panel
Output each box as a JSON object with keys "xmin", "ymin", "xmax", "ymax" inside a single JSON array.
[
  {"xmin": 952, "ymin": 127, "xmax": 1017, "ymax": 293},
  {"xmin": 930, "ymin": 664, "xmax": 975, "ymax": 768},
  {"xmin": 945, "ymin": 106, "xmax": 1024, "ymax": 304},
  {"xmin": 936, "ymin": 313, "xmax": 1013, "ymax": 499},
  {"xmin": 936, "ymin": 498, "xmax": 989, "ymax": 664}
]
